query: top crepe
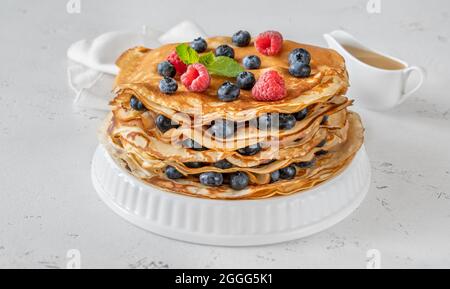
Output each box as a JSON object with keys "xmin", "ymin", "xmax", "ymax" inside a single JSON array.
[{"xmin": 114, "ymin": 37, "xmax": 349, "ymax": 124}]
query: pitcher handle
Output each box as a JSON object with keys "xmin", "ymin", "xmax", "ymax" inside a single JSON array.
[{"xmin": 398, "ymin": 66, "xmax": 426, "ymax": 105}]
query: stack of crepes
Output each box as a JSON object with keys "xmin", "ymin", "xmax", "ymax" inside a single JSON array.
[{"xmin": 101, "ymin": 36, "xmax": 364, "ymax": 200}]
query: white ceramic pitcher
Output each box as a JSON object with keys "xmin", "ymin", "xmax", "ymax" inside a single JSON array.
[{"xmin": 324, "ymin": 30, "xmax": 426, "ymax": 111}]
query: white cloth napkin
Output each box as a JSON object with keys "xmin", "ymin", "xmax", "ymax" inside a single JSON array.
[{"xmin": 67, "ymin": 21, "xmax": 207, "ymax": 111}]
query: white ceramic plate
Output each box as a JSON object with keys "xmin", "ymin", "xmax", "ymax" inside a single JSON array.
[{"xmin": 91, "ymin": 145, "xmax": 371, "ymax": 246}]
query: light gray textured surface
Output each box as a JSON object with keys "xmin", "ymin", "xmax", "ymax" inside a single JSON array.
[{"xmin": 0, "ymin": 0, "xmax": 449, "ymax": 269}]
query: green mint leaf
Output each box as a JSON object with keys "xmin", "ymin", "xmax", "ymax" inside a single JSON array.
[
  {"xmin": 175, "ymin": 44, "xmax": 244, "ymax": 77},
  {"xmin": 205, "ymin": 56, "xmax": 244, "ymax": 77},
  {"xmin": 199, "ymin": 52, "xmax": 215, "ymax": 66},
  {"xmin": 175, "ymin": 43, "xmax": 199, "ymax": 65}
]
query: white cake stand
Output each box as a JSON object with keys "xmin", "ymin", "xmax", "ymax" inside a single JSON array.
[{"xmin": 91, "ymin": 145, "xmax": 371, "ymax": 246}]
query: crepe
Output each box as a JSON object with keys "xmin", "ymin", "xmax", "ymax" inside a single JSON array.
[
  {"xmin": 100, "ymin": 36, "xmax": 365, "ymax": 200},
  {"xmin": 101, "ymin": 112, "xmax": 363, "ymax": 199},
  {"xmin": 114, "ymin": 37, "xmax": 349, "ymax": 124}
]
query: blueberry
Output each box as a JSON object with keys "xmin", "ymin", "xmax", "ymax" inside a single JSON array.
[
  {"xmin": 156, "ymin": 114, "xmax": 179, "ymax": 133},
  {"xmin": 211, "ymin": 119, "xmax": 235, "ymax": 139},
  {"xmin": 232, "ymin": 30, "xmax": 251, "ymax": 47},
  {"xmin": 159, "ymin": 77, "xmax": 178, "ymax": 94},
  {"xmin": 289, "ymin": 48, "xmax": 311, "ymax": 65},
  {"xmin": 258, "ymin": 113, "xmax": 296, "ymax": 130},
  {"xmin": 130, "ymin": 96, "xmax": 146, "ymax": 111},
  {"xmin": 218, "ymin": 81, "xmax": 240, "ymax": 102},
  {"xmin": 315, "ymin": 150, "xmax": 328, "ymax": 156},
  {"xmin": 236, "ymin": 71, "xmax": 256, "ymax": 90},
  {"xmin": 243, "ymin": 55, "xmax": 261, "ymax": 70},
  {"xmin": 229, "ymin": 172, "xmax": 249, "ymax": 190},
  {"xmin": 190, "ymin": 37, "xmax": 207, "ymax": 53},
  {"xmin": 157, "ymin": 61, "xmax": 176, "ymax": 78},
  {"xmin": 215, "ymin": 44, "xmax": 235, "ymax": 58},
  {"xmin": 199, "ymin": 172, "xmax": 224, "ymax": 187},
  {"xmin": 214, "ymin": 159, "xmax": 233, "ymax": 169},
  {"xmin": 279, "ymin": 165, "xmax": 297, "ymax": 180},
  {"xmin": 279, "ymin": 114, "xmax": 297, "ymax": 130},
  {"xmin": 258, "ymin": 114, "xmax": 276, "ymax": 130},
  {"xmin": 289, "ymin": 62, "xmax": 311, "ymax": 78},
  {"xmin": 238, "ymin": 143, "xmax": 262, "ymax": 156},
  {"xmin": 321, "ymin": 115, "xmax": 329, "ymax": 125},
  {"xmin": 270, "ymin": 170, "xmax": 280, "ymax": 183},
  {"xmin": 182, "ymin": 139, "xmax": 208, "ymax": 151},
  {"xmin": 293, "ymin": 108, "xmax": 308, "ymax": 121},
  {"xmin": 296, "ymin": 159, "xmax": 316, "ymax": 169},
  {"xmin": 166, "ymin": 166, "xmax": 183, "ymax": 179},
  {"xmin": 184, "ymin": 162, "xmax": 205, "ymax": 168},
  {"xmin": 316, "ymin": 139, "xmax": 327, "ymax": 148}
]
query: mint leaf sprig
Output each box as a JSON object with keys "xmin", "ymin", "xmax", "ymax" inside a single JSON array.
[
  {"xmin": 176, "ymin": 43, "xmax": 199, "ymax": 64},
  {"xmin": 205, "ymin": 56, "xmax": 244, "ymax": 78},
  {"xmin": 175, "ymin": 43, "xmax": 244, "ymax": 78}
]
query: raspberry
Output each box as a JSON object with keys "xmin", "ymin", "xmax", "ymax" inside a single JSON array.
[
  {"xmin": 167, "ymin": 51, "xmax": 187, "ymax": 75},
  {"xmin": 181, "ymin": 63, "xmax": 211, "ymax": 92},
  {"xmin": 254, "ymin": 31, "xmax": 284, "ymax": 56},
  {"xmin": 251, "ymin": 70, "xmax": 286, "ymax": 101}
]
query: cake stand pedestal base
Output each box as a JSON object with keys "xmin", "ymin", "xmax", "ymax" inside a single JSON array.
[{"xmin": 91, "ymin": 145, "xmax": 371, "ymax": 246}]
